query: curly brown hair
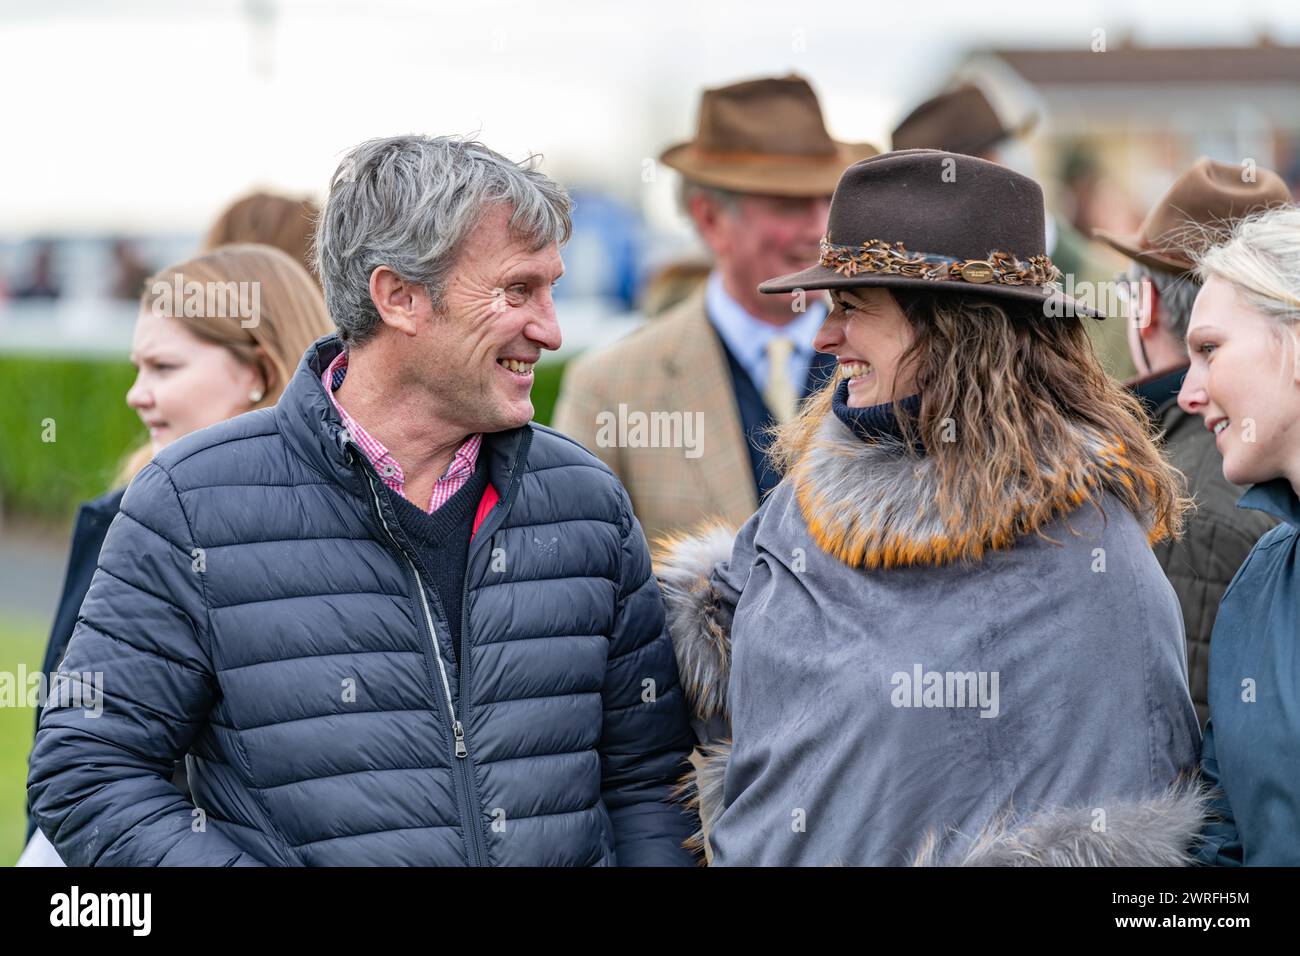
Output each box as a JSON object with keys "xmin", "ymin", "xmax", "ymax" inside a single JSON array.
[{"xmin": 771, "ymin": 289, "xmax": 1188, "ymax": 552}]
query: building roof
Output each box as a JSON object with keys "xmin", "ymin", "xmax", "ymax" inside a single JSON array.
[{"xmin": 986, "ymin": 41, "xmax": 1300, "ymax": 86}]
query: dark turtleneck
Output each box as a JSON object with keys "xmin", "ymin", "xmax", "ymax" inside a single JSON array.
[
  {"xmin": 387, "ymin": 452, "xmax": 491, "ymax": 664},
  {"xmin": 830, "ymin": 379, "xmax": 924, "ymax": 451}
]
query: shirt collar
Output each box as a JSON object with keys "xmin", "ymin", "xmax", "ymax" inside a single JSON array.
[
  {"xmin": 1238, "ymin": 478, "xmax": 1300, "ymax": 528},
  {"xmin": 705, "ymin": 269, "xmax": 827, "ymax": 369},
  {"xmin": 322, "ymin": 350, "xmax": 481, "ymax": 489}
]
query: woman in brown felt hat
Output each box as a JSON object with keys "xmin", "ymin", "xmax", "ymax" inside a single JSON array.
[{"xmin": 655, "ymin": 149, "xmax": 1205, "ymax": 866}]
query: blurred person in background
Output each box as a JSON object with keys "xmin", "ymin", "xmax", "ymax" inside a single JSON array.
[
  {"xmin": 1058, "ymin": 144, "xmax": 1142, "ymax": 242},
  {"xmin": 1094, "ymin": 158, "xmax": 1291, "ymax": 727},
  {"xmin": 13, "ymin": 241, "xmax": 61, "ymax": 299},
  {"xmin": 554, "ymin": 75, "xmax": 877, "ymax": 544},
  {"xmin": 637, "ymin": 257, "xmax": 712, "ymax": 319},
  {"xmin": 204, "ymin": 190, "xmax": 321, "ymax": 282},
  {"xmin": 892, "ymin": 83, "xmax": 1136, "ymax": 380},
  {"xmin": 109, "ymin": 238, "xmax": 153, "ymax": 301},
  {"xmin": 657, "ymin": 150, "xmax": 1201, "ymax": 866},
  {"xmin": 1180, "ymin": 206, "xmax": 1300, "ymax": 866},
  {"xmin": 20, "ymin": 242, "xmax": 330, "ymax": 864}
]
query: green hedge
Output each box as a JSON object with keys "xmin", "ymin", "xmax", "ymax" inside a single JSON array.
[
  {"xmin": 0, "ymin": 356, "xmax": 145, "ymax": 521},
  {"xmin": 530, "ymin": 360, "xmax": 564, "ymax": 428},
  {"xmin": 0, "ymin": 355, "xmax": 568, "ymax": 521}
]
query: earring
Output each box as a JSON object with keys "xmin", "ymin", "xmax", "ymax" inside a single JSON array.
[{"xmin": 249, "ymin": 388, "xmax": 265, "ymax": 403}]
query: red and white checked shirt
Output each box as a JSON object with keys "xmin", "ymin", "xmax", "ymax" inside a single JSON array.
[{"xmin": 323, "ymin": 350, "xmax": 484, "ymax": 514}]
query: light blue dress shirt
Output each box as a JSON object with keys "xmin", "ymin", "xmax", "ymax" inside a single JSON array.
[{"xmin": 704, "ymin": 270, "xmax": 828, "ymax": 394}]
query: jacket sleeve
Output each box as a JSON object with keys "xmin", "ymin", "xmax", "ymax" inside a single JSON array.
[
  {"xmin": 652, "ymin": 507, "xmax": 762, "ymax": 859},
  {"xmin": 1194, "ymin": 717, "xmax": 1242, "ymax": 866},
  {"xmin": 597, "ymin": 488, "xmax": 697, "ymax": 866},
  {"xmin": 654, "ymin": 504, "xmax": 763, "ymax": 743},
  {"xmin": 27, "ymin": 497, "xmax": 117, "ymax": 842},
  {"xmin": 26, "ymin": 463, "xmax": 264, "ymax": 867}
]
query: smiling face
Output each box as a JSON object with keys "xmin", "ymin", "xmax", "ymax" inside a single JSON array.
[
  {"xmin": 409, "ymin": 203, "xmax": 564, "ymax": 433},
  {"xmin": 1179, "ymin": 275, "xmax": 1300, "ymax": 487},
  {"xmin": 813, "ymin": 286, "xmax": 919, "ymax": 408},
  {"xmin": 126, "ymin": 308, "xmax": 261, "ymax": 452},
  {"xmin": 692, "ymin": 191, "xmax": 830, "ymax": 325}
]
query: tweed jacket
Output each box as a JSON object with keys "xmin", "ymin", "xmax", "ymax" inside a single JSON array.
[{"xmin": 552, "ymin": 289, "xmax": 759, "ymax": 546}]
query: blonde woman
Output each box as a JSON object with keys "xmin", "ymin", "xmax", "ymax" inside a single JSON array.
[
  {"xmin": 1179, "ymin": 206, "xmax": 1300, "ymax": 865},
  {"xmin": 658, "ymin": 151, "xmax": 1204, "ymax": 866},
  {"xmin": 23, "ymin": 244, "xmax": 329, "ymax": 860}
]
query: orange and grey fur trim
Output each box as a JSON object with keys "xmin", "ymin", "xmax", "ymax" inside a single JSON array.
[{"xmin": 792, "ymin": 412, "xmax": 1176, "ymax": 571}]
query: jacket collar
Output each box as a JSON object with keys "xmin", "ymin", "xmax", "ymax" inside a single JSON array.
[
  {"xmin": 1129, "ymin": 364, "xmax": 1188, "ymax": 420},
  {"xmin": 792, "ymin": 409, "xmax": 1167, "ymax": 569},
  {"xmin": 1238, "ymin": 478, "xmax": 1300, "ymax": 528},
  {"xmin": 276, "ymin": 334, "xmax": 532, "ymax": 500}
]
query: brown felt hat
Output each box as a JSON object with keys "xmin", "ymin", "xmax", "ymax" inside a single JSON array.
[
  {"xmin": 891, "ymin": 84, "xmax": 1036, "ymax": 157},
  {"xmin": 759, "ymin": 149, "xmax": 1098, "ymax": 319},
  {"xmin": 659, "ymin": 74, "xmax": 879, "ymax": 197},
  {"xmin": 1094, "ymin": 157, "xmax": 1294, "ymax": 273}
]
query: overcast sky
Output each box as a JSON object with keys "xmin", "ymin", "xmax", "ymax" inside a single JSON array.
[{"xmin": 3, "ymin": 0, "xmax": 1298, "ymax": 233}]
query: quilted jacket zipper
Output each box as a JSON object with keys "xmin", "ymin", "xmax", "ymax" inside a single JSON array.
[
  {"xmin": 359, "ymin": 461, "xmax": 487, "ymax": 866},
  {"xmin": 455, "ymin": 426, "xmax": 533, "ymax": 782}
]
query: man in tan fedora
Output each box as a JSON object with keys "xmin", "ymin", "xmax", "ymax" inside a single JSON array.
[
  {"xmin": 892, "ymin": 83, "xmax": 1135, "ymax": 379},
  {"xmin": 553, "ymin": 75, "xmax": 877, "ymax": 544},
  {"xmin": 1095, "ymin": 157, "xmax": 1292, "ymax": 726}
]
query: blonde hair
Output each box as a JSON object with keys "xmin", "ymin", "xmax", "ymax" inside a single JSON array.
[
  {"xmin": 1195, "ymin": 205, "xmax": 1300, "ymax": 328},
  {"xmin": 771, "ymin": 290, "xmax": 1187, "ymax": 550},
  {"xmin": 118, "ymin": 243, "xmax": 332, "ymax": 483}
]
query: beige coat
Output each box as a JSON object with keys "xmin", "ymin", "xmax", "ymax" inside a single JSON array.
[{"xmin": 552, "ymin": 289, "xmax": 758, "ymax": 545}]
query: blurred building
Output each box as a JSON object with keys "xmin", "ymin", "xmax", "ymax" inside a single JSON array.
[{"xmin": 953, "ymin": 39, "xmax": 1300, "ymax": 233}]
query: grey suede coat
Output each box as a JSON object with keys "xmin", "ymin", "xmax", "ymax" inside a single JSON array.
[{"xmin": 659, "ymin": 409, "xmax": 1205, "ymax": 866}]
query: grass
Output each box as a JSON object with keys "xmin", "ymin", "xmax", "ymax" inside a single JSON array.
[{"xmin": 0, "ymin": 613, "xmax": 45, "ymax": 866}]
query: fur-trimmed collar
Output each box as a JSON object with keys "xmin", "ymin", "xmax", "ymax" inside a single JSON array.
[
  {"xmin": 909, "ymin": 775, "xmax": 1211, "ymax": 867},
  {"xmin": 793, "ymin": 410, "xmax": 1168, "ymax": 570},
  {"xmin": 677, "ymin": 742, "xmax": 1208, "ymax": 866},
  {"xmin": 655, "ymin": 523, "xmax": 737, "ymax": 724}
]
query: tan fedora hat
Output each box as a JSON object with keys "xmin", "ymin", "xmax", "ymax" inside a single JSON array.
[
  {"xmin": 1094, "ymin": 158, "xmax": 1294, "ymax": 273},
  {"xmin": 891, "ymin": 84, "xmax": 1036, "ymax": 157},
  {"xmin": 659, "ymin": 74, "xmax": 879, "ymax": 197}
]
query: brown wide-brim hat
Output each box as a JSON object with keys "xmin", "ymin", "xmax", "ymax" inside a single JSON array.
[
  {"xmin": 660, "ymin": 74, "xmax": 879, "ymax": 197},
  {"xmin": 759, "ymin": 149, "xmax": 1099, "ymax": 319},
  {"xmin": 891, "ymin": 83, "xmax": 1037, "ymax": 157},
  {"xmin": 1094, "ymin": 157, "xmax": 1294, "ymax": 273}
]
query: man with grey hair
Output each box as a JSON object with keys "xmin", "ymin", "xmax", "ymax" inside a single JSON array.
[
  {"xmin": 29, "ymin": 134, "xmax": 697, "ymax": 866},
  {"xmin": 1094, "ymin": 157, "xmax": 1291, "ymax": 726}
]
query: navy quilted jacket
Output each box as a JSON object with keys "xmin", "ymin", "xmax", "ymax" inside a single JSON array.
[{"xmin": 28, "ymin": 335, "xmax": 697, "ymax": 866}]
